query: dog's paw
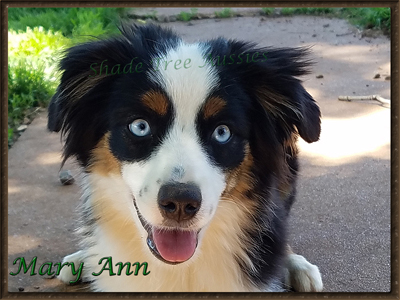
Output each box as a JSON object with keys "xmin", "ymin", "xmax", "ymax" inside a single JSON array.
[
  {"xmin": 58, "ymin": 250, "xmax": 85, "ymax": 284},
  {"xmin": 285, "ymin": 254, "xmax": 323, "ymax": 292}
]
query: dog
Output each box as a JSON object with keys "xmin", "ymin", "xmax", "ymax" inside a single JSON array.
[{"xmin": 48, "ymin": 23, "xmax": 322, "ymax": 292}]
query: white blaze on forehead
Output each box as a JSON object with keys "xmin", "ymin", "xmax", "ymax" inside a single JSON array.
[
  {"xmin": 148, "ymin": 42, "xmax": 219, "ymax": 126},
  {"xmin": 122, "ymin": 43, "xmax": 224, "ymax": 228}
]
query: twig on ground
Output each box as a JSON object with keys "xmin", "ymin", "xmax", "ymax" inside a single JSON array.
[
  {"xmin": 338, "ymin": 95, "xmax": 390, "ymax": 106},
  {"xmin": 25, "ymin": 107, "xmax": 41, "ymax": 117},
  {"xmin": 336, "ymin": 32, "xmax": 353, "ymax": 37}
]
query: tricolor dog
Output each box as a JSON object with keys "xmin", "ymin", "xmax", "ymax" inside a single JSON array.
[{"xmin": 48, "ymin": 24, "xmax": 323, "ymax": 292}]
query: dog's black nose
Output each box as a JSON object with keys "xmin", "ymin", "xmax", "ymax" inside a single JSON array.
[{"xmin": 157, "ymin": 182, "xmax": 202, "ymax": 222}]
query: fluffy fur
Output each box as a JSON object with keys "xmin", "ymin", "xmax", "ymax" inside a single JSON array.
[{"xmin": 49, "ymin": 24, "xmax": 322, "ymax": 292}]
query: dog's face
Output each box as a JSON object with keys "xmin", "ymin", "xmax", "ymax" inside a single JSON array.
[
  {"xmin": 49, "ymin": 24, "xmax": 320, "ymax": 264},
  {"xmin": 113, "ymin": 44, "xmax": 255, "ymax": 263}
]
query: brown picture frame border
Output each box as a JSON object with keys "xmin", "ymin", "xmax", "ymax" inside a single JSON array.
[{"xmin": 1, "ymin": 1, "xmax": 398, "ymax": 299}]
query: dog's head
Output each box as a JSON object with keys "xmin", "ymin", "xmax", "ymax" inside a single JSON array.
[{"xmin": 49, "ymin": 24, "xmax": 320, "ymax": 264}]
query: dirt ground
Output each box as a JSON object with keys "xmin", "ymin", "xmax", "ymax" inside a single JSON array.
[{"xmin": 7, "ymin": 12, "xmax": 391, "ymax": 293}]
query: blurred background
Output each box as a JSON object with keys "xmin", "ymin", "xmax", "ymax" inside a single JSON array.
[{"xmin": 7, "ymin": 7, "xmax": 390, "ymax": 148}]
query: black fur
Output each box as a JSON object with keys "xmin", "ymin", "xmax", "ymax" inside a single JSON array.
[
  {"xmin": 208, "ymin": 40, "xmax": 320, "ymax": 286},
  {"xmin": 48, "ymin": 24, "xmax": 181, "ymax": 166},
  {"xmin": 48, "ymin": 24, "xmax": 320, "ymax": 291}
]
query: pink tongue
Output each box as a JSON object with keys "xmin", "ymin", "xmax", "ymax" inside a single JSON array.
[{"xmin": 152, "ymin": 228, "xmax": 197, "ymax": 262}]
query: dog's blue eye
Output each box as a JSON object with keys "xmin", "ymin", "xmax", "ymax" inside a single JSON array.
[
  {"xmin": 129, "ymin": 119, "xmax": 151, "ymax": 137},
  {"xmin": 212, "ymin": 125, "xmax": 231, "ymax": 143}
]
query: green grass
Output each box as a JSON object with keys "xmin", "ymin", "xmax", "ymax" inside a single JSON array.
[
  {"xmin": 177, "ymin": 8, "xmax": 198, "ymax": 21},
  {"xmin": 144, "ymin": 11, "xmax": 158, "ymax": 20},
  {"xmin": 338, "ymin": 8, "xmax": 390, "ymax": 32},
  {"xmin": 7, "ymin": 8, "xmax": 128, "ymax": 147},
  {"xmin": 8, "ymin": 60, "xmax": 56, "ymax": 146},
  {"xmin": 261, "ymin": 8, "xmax": 275, "ymax": 15},
  {"xmin": 280, "ymin": 7, "xmax": 335, "ymax": 16},
  {"xmin": 278, "ymin": 7, "xmax": 390, "ymax": 33},
  {"xmin": 8, "ymin": 61, "xmax": 55, "ymax": 121},
  {"xmin": 8, "ymin": 26, "xmax": 71, "ymax": 73},
  {"xmin": 215, "ymin": 8, "xmax": 233, "ymax": 18},
  {"xmin": 8, "ymin": 8, "xmax": 126, "ymax": 39},
  {"xmin": 8, "ymin": 128, "xmax": 14, "ymax": 143},
  {"xmin": 8, "ymin": 26, "xmax": 70, "ymax": 146}
]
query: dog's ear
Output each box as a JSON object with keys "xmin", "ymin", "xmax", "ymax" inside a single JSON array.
[
  {"xmin": 48, "ymin": 27, "xmax": 146, "ymax": 165},
  {"xmin": 225, "ymin": 44, "xmax": 321, "ymax": 143},
  {"xmin": 48, "ymin": 24, "xmax": 180, "ymax": 166},
  {"xmin": 259, "ymin": 48, "xmax": 320, "ymax": 143},
  {"xmin": 252, "ymin": 76, "xmax": 321, "ymax": 143},
  {"xmin": 47, "ymin": 91, "xmax": 63, "ymax": 132},
  {"xmin": 48, "ymin": 40, "xmax": 120, "ymax": 165},
  {"xmin": 289, "ymin": 83, "xmax": 321, "ymax": 143}
]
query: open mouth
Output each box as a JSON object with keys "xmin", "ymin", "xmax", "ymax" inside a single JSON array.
[{"xmin": 133, "ymin": 199, "xmax": 199, "ymax": 264}]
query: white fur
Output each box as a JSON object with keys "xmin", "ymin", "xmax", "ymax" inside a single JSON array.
[
  {"xmin": 58, "ymin": 250, "xmax": 86, "ymax": 283},
  {"xmin": 285, "ymin": 254, "xmax": 323, "ymax": 292},
  {"xmin": 123, "ymin": 43, "xmax": 224, "ymax": 230},
  {"xmin": 66, "ymin": 173, "xmax": 274, "ymax": 292},
  {"xmin": 121, "ymin": 127, "xmax": 225, "ymax": 229},
  {"xmin": 148, "ymin": 42, "xmax": 219, "ymax": 128}
]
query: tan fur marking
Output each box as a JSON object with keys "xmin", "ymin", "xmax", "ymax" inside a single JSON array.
[
  {"xmin": 256, "ymin": 87, "xmax": 302, "ymax": 135},
  {"xmin": 278, "ymin": 132, "xmax": 299, "ymax": 199},
  {"xmin": 202, "ymin": 97, "xmax": 226, "ymax": 119},
  {"xmin": 223, "ymin": 144, "xmax": 255, "ymax": 197},
  {"xmin": 59, "ymin": 71, "xmax": 108, "ymax": 104},
  {"xmin": 213, "ymin": 143, "xmax": 259, "ymax": 289},
  {"xmin": 88, "ymin": 133, "xmax": 121, "ymax": 175},
  {"xmin": 85, "ymin": 173, "xmax": 257, "ymax": 291},
  {"xmin": 287, "ymin": 244, "xmax": 295, "ymax": 254},
  {"xmin": 141, "ymin": 91, "xmax": 169, "ymax": 115},
  {"xmin": 284, "ymin": 132, "xmax": 299, "ymax": 157}
]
